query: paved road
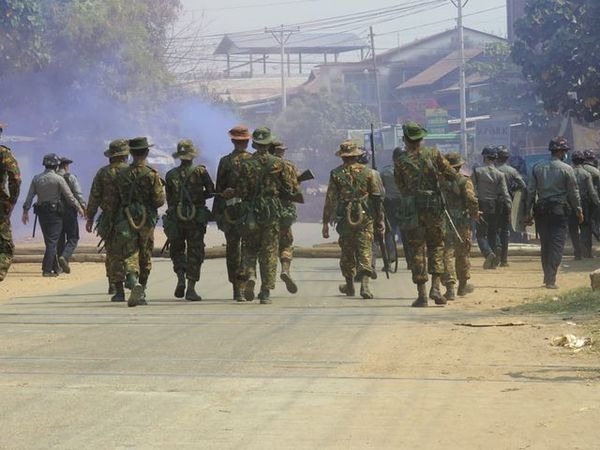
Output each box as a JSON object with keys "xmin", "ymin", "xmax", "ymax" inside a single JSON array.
[{"xmin": 1, "ymin": 259, "xmax": 599, "ymax": 449}]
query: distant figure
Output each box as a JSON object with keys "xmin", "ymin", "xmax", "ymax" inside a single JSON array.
[
  {"xmin": 22, "ymin": 154, "xmax": 83, "ymax": 277},
  {"xmin": 525, "ymin": 137, "xmax": 582, "ymax": 289},
  {"xmin": 56, "ymin": 156, "xmax": 86, "ymax": 273},
  {"xmin": 0, "ymin": 124, "xmax": 21, "ymax": 282}
]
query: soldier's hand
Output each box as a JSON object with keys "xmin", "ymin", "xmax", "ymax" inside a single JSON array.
[
  {"xmin": 322, "ymin": 223, "xmax": 330, "ymax": 239},
  {"xmin": 222, "ymin": 188, "xmax": 235, "ymax": 199},
  {"xmin": 77, "ymin": 208, "xmax": 85, "ymax": 218},
  {"xmin": 577, "ymin": 210, "xmax": 584, "ymax": 224},
  {"xmin": 21, "ymin": 211, "xmax": 29, "ymax": 225},
  {"xmin": 85, "ymin": 219, "xmax": 94, "ymax": 233}
]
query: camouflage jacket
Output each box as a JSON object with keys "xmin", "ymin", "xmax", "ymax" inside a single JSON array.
[
  {"xmin": 212, "ymin": 149, "xmax": 252, "ymax": 218},
  {"xmin": 393, "ymin": 146, "xmax": 458, "ymax": 197},
  {"xmin": 322, "ymin": 162, "xmax": 382, "ymax": 225},
  {"xmin": 280, "ymin": 159, "xmax": 300, "ymax": 208},
  {"xmin": 0, "ymin": 145, "xmax": 21, "ymax": 217},
  {"xmin": 442, "ymin": 174, "xmax": 479, "ymax": 225},
  {"xmin": 86, "ymin": 161, "xmax": 129, "ymax": 222},
  {"xmin": 165, "ymin": 163, "xmax": 215, "ymax": 223},
  {"xmin": 116, "ymin": 161, "xmax": 165, "ymax": 225}
]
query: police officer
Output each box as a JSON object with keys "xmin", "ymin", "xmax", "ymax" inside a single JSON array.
[
  {"xmin": 525, "ymin": 137, "xmax": 582, "ymax": 289},
  {"xmin": 582, "ymin": 150, "xmax": 600, "ymax": 241},
  {"xmin": 22, "ymin": 154, "xmax": 84, "ymax": 276},
  {"xmin": 0, "ymin": 123, "xmax": 21, "ymax": 282},
  {"xmin": 472, "ymin": 146, "xmax": 511, "ymax": 269},
  {"xmin": 56, "ymin": 156, "xmax": 86, "ymax": 273},
  {"xmin": 568, "ymin": 151, "xmax": 600, "ymax": 259},
  {"xmin": 495, "ymin": 146, "xmax": 526, "ymax": 266}
]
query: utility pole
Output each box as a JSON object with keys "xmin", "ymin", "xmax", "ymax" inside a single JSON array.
[
  {"xmin": 369, "ymin": 26, "xmax": 383, "ymax": 127},
  {"xmin": 265, "ymin": 25, "xmax": 299, "ymax": 110},
  {"xmin": 452, "ymin": 0, "xmax": 468, "ymax": 158}
]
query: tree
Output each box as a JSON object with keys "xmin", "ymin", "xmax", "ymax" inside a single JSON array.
[{"xmin": 512, "ymin": 0, "xmax": 600, "ymax": 122}]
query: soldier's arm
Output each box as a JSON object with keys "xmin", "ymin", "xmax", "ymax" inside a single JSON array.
[
  {"xmin": 58, "ymin": 176, "xmax": 81, "ymax": 210},
  {"xmin": 214, "ymin": 158, "xmax": 227, "ymax": 193},
  {"xmin": 436, "ymin": 150, "xmax": 459, "ymax": 182},
  {"xmin": 68, "ymin": 174, "xmax": 86, "ymax": 209},
  {"xmin": 512, "ymin": 168, "xmax": 527, "ymax": 191},
  {"xmin": 86, "ymin": 171, "xmax": 103, "ymax": 221},
  {"xmin": 152, "ymin": 172, "xmax": 166, "ymax": 209},
  {"xmin": 463, "ymin": 178, "xmax": 480, "ymax": 218},
  {"xmin": 393, "ymin": 162, "xmax": 405, "ymax": 193},
  {"xmin": 200, "ymin": 167, "xmax": 215, "ymax": 200},
  {"xmin": 4, "ymin": 150, "xmax": 21, "ymax": 206},
  {"xmin": 322, "ymin": 173, "xmax": 338, "ymax": 224},
  {"xmin": 586, "ymin": 174, "xmax": 600, "ymax": 206},
  {"xmin": 525, "ymin": 168, "xmax": 538, "ymax": 217},
  {"xmin": 235, "ymin": 162, "xmax": 250, "ymax": 200},
  {"xmin": 565, "ymin": 168, "xmax": 582, "ymax": 214},
  {"xmin": 498, "ymin": 173, "xmax": 512, "ymax": 209},
  {"xmin": 22, "ymin": 178, "xmax": 37, "ymax": 212}
]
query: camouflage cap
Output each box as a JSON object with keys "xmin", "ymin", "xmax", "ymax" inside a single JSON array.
[
  {"xmin": 548, "ymin": 136, "xmax": 570, "ymax": 152},
  {"xmin": 335, "ymin": 140, "xmax": 363, "ymax": 157},
  {"xmin": 445, "ymin": 151, "xmax": 465, "ymax": 168},
  {"xmin": 252, "ymin": 127, "xmax": 276, "ymax": 145},
  {"xmin": 271, "ymin": 140, "xmax": 287, "ymax": 151},
  {"xmin": 571, "ymin": 150, "xmax": 585, "ymax": 163},
  {"xmin": 229, "ymin": 124, "xmax": 251, "ymax": 141},
  {"xmin": 481, "ymin": 145, "xmax": 497, "ymax": 158},
  {"xmin": 42, "ymin": 153, "xmax": 60, "ymax": 167},
  {"xmin": 104, "ymin": 139, "xmax": 130, "ymax": 158},
  {"xmin": 128, "ymin": 136, "xmax": 154, "ymax": 151},
  {"xmin": 402, "ymin": 121, "xmax": 428, "ymax": 141},
  {"xmin": 173, "ymin": 139, "xmax": 197, "ymax": 160}
]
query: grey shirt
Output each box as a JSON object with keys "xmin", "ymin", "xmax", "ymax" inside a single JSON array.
[
  {"xmin": 582, "ymin": 163, "xmax": 600, "ymax": 192},
  {"xmin": 495, "ymin": 162, "xmax": 526, "ymax": 194},
  {"xmin": 472, "ymin": 164, "xmax": 511, "ymax": 210},
  {"xmin": 22, "ymin": 169, "xmax": 80, "ymax": 212},
  {"xmin": 380, "ymin": 164, "xmax": 402, "ymax": 200},
  {"xmin": 573, "ymin": 165, "xmax": 600, "ymax": 206},
  {"xmin": 57, "ymin": 168, "xmax": 86, "ymax": 209},
  {"xmin": 526, "ymin": 157, "xmax": 582, "ymax": 215}
]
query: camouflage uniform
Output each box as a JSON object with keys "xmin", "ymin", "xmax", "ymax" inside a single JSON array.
[
  {"xmin": 114, "ymin": 137, "xmax": 165, "ymax": 306},
  {"xmin": 164, "ymin": 140, "xmax": 214, "ymax": 300},
  {"xmin": 0, "ymin": 144, "xmax": 21, "ymax": 281},
  {"xmin": 323, "ymin": 141, "xmax": 382, "ymax": 299},
  {"xmin": 441, "ymin": 153, "xmax": 479, "ymax": 297},
  {"xmin": 235, "ymin": 128, "xmax": 295, "ymax": 303},
  {"xmin": 394, "ymin": 122, "xmax": 458, "ymax": 306}
]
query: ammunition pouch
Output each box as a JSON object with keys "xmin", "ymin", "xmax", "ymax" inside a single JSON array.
[
  {"xmin": 239, "ymin": 197, "xmax": 282, "ymax": 236},
  {"xmin": 415, "ymin": 190, "xmax": 441, "ymax": 211}
]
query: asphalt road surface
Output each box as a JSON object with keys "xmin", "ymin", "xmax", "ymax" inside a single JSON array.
[{"xmin": 1, "ymin": 258, "xmax": 599, "ymax": 449}]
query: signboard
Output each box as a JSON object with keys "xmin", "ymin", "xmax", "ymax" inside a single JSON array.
[
  {"xmin": 475, "ymin": 118, "xmax": 510, "ymax": 150},
  {"xmin": 426, "ymin": 108, "xmax": 449, "ymax": 134}
]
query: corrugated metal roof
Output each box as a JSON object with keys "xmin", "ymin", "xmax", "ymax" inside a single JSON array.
[
  {"xmin": 396, "ymin": 48, "xmax": 482, "ymax": 90},
  {"xmin": 214, "ymin": 33, "xmax": 367, "ymax": 55}
]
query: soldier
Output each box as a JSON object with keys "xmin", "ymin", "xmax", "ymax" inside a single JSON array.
[
  {"xmin": 213, "ymin": 125, "xmax": 253, "ymax": 301},
  {"xmin": 0, "ymin": 124, "xmax": 21, "ymax": 282},
  {"xmin": 568, "ymin": 151, "xmax": 600, "ymax": 259},
  {"xmin": 56, "ymin": 157, "xmax": 86, "ymax": 274},
  {"xmin": 582, "ymin": 150, "xmax": 600, "ymax": 241},
  {"xmin": 113, "ymin": 137, "xmax": 165, "ymax": 306},
  {"xmin": 85, "ymin": 139, "xmax": 130, "ymax": 301},
  {"xmin": 164, "ymin": 140, "xmax": 215, "ymax": 301},
  {"xmin": 495, "ymin": 145, "xmax": 526, "ymax": 266},
  {"xmin": 472, "ymin": 146, "xmax": 511, "ymax": 269},
  {"xmin": 393, "ymin": 122, "xmax": 458, "ymax": 307},
  {"xmin": 441, "ymin": 152, "xmax": 479, "ymax": 299},
  {"xmin": 268, "ymin": 140, "xmax": 300, "ymax": 294},
  {"xmin": 525, "ymin": 137, "xmax": 582, "ymax": 289},
  {"xmin": 235, "ymin": 127, "xmax": 295, "ymax": 304},
  {"xmin": 322, "ymin": 140, "xmax": 384, "ymax": 300},
  {"xmin": 22, "ymin": 154, "xmax": 84, "ymax": 276}
]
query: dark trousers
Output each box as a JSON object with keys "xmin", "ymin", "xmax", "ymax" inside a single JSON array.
[
  {"xmin": 568, "ymin": 212, "xmax": 592, "ymax": 259},
  {"xmin": 476, "ymin": 212, "xmax": 499, "ymax": 257},
  {"xmin": 536, "ymin": 213, "xmax": 568, "ymax": 285},
  {"xmin": 497, "ymin": 212, "xmax": 511, "ymax": 263},
  {"xmin": 57, "ymin": 207, "xmax": 79, "ymax": 261},
  {"xmin": 38, "ymin": 210, "xmax": 63, "ymax": 273}
]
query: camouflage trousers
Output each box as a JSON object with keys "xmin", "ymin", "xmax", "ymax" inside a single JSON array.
[
  {"xmin": 123, "ymin": 225, "xmax": 155, "ymax": 284},
  {"xmin": 0, "ymin": 219, "xmax": 14, "ymax": 282},
  {"xmin": 279, "ymin": 225, "xmax": 294, "ymax": 262},
  {"xmin": 239, "ymin": 222, "xmax": 279, "ymax": 290},
  {"xmin": 225, "ymin": 229, "xmax": 243, "ymax": 284},
  {"xmin": 405, "ymin": 211, "xmax": 445, "ymax": 284},
  {"xmin": 104, "ymin": 238, "xmax": 125, "ymax": 283},
  {"xmin": 169, "ymin": 222, "xmax": 206, "ymax": 282},
  {"xmin": 442, "ymin": 224, "xmax": 472, "ymax": 286},
  {"xmin": 338, "ymin": 221, "xmax": 375, "ymax": 280}
]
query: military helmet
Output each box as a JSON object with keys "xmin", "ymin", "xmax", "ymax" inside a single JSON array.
[
  {"xmin": 571, "ymin": 150, "xmax": 586, "ymax": 164},
  {"xmin": 42, "ymin": 153, "xmax": 60, "ymax": 167},
  {"xmin": 481, "ymin": 146, "xmax": 497, "ymax": 158},
  {"xmin": 548, "ymin": 136, "xmax": 570, "ymax": 152},
  {"xmin": 172, "ymin": 139, "xmax": 197, "ymax": 160},
  {"xmin": 496, "ymin": 145, "xmax": 509, "ymax": 159},
  {"xmin": 445, "ymin": 152, "xmax": 465, "ymax": 168},
  {"xmin": 104, "ymin": 139, "xmax": 130, "ymax": 158},
  {"xmin": 583, "ymin": 149, "xmax": 597, "ymax": 161}
]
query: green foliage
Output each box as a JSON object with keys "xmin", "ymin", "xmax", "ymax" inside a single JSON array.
[
  {"xmin": 512, "ymin": 0, "xmax": 600, "ymax": 122},
  {"xmin": 513, "ymin": 287, "xmax": 600, "ymax": 315}
]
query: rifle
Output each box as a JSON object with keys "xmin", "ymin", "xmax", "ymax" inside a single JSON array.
[
  {"xmin": 32, "ymin": 212, "xmax": 38, "ymax": 238},
  {"xmin": 161, "ymin": 239, "xmax": 170, "ymax": 255},
  {"xmin": 297, "ymin": 169, "xmax": 315, "ymax": 183},
  {"xmin": 431, "ymin": 163, "xmax": 463, "ymax": 244},
  {"xmin": 370, "ymin": 123, "xmax": 389, "ymax": 279}
]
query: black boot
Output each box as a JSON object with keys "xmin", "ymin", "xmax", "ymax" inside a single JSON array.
[
  {"xmin": 233, "ymin": 283, "xmax": 244, "ymax": 302},
  {"xmin": 108, "ymin": 282, "xmax": 116, "ymax": 295},
  {"xmin": 339, "ymin": 277, "xmax": 355, "ymax": 296},
  {"xmin": 280, "ymin": 260, "xmax": 298, "ymax": 294},
  {"xmin": 258, "ymin": 288, "xmax": 271, "ymax": 304},
  {"xmin": 444, "ymin": 283, "xmax": 456, "ymax": 301},
  {"xmin": 457, "ymin": 280, "xmax": 474, "ymax": 296},
  {"xmin": 244, "ymin": 279, "xmax": 256, "ymax": 301},
  {"xmin": 185, "ymin": 280, "xmax": 202, "ymax": 301},
  {"xmin": 110, "ymin": 282, "xmax": 125, "ymax": 302},
  {"xmin": 412, "ymin": 283, "xmax": 428, "ymax": 307},
  {"xmin": 174, "ymin": 271, "xmax": 186, "ymax": 298},
  {"xmin": 360, "ymin": 275, "xmax": 374, "ymax": 299}
]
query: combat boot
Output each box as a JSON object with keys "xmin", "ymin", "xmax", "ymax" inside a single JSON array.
[
  {"xmin": 110, "ymin": 282, "xmax": 125, "ymax": 302},
  {"xmin": 108, "ymin": 282, "xmax": 116, "ymax": 295},
  {"xmin": 244, "ymin": 278, "xmax": 256, "ymax": 301},
  {"xmin": 429, "ymin": 274, "xmax": 446, "ymax": 305},
  {"xmin": 127, "ymin": 273, "xmax": 143, "ymax": 307},
  {"xmin": 457, "ymin": 280, "xmax": 474, "ymax": 296},
  {"xmin": 444, "ymin": 283, "xmax": 456, "ymax": 301},
  {"xmin": 233, "ymin": 283, "xmax": 244, "ymax": 302},
  {"xmin": 339, "ymin": 277, "xmax": 355, "ymax": 296},
  {"xmin": 412, "ymin": 283, "xmax": 428, "ymax": 307},
  {"xmin": 185, "ymin": 280, "xmax": 202, "ymax": 301},
  {"xmin": 138, "ymin": 279, "xmax": 148, "ymax": 305},
  {"xmin": 483, "ymin": 252, "xmax": 496, "ymax": 270},
  {"xmin": 58, "ymin": 256, "xmax": 71, "ymax": 274},
  {"xmin": 174, "ymin": 270, "xmax": 186, "ymax": 298},
  {"xmin": 360, "ymin": 275, "xmax": 374, "ymax": 299},
  {"xmin": 258, "ymin": 289, "xmax": 271, "ymax": 304},
  {"xmin": 280, "ymin": 260, "xmax": 298, "ymax": 294},
  {"xmin": 125, "ymin": 272, "xmax": 137, "ymax": 290}
]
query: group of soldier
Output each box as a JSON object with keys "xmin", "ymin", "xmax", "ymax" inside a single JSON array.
[{"xmin": 0, "ymin": 120, "xmax": 596, "ymax": 308}]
